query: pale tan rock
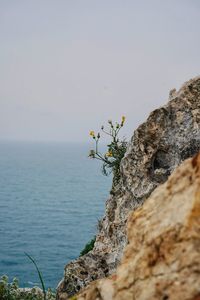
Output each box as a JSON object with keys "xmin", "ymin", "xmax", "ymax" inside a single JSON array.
[
  {"xmin": 76, "ymin": 154, "xmax": 200, "ymax": 300},
  {"xmin": 77, "ymin": 278, "xmax": 114, "ymax": 300},
  {"xmin": 57, "ymin": 76, "xmax": 200, "ymax": 299}
]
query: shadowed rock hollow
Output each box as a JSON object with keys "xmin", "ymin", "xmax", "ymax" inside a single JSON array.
[{"xmin": 56, "ymin": 76, "xmax": 200, "ymax": 299}]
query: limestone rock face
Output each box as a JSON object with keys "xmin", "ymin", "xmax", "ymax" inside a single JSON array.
[
  {"xmin": 56, "ymin": 76, "xmax": 200, "ymax": 299},
  {"xmin": 77, "ymin": 153, "xmax": 200, "ymax": 300}
]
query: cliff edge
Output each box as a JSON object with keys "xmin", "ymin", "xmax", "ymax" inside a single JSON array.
[
  {"xmin": 77, "ymin": 153, "xmax": 200, "ymax": 300},
  {"xmin": 57, "ymin": 76, "xmax": 200, "ymax": 299}
]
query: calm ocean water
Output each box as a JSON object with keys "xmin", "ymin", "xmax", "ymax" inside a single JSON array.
[{"xmin": 0, "ymin": 142, "xmax": 111, "ymax": 288}]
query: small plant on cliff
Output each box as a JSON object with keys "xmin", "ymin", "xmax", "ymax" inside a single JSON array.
[
  {"xmin": 88, "ymin": 116, "xmax": 127, "ymax": 185},
  {"xmin": 0, "ymin": 275, "xmax": 19, "ymax": 300},
  {"xmin": 0, "ymin": 275, "xmax": 55, "ymax": 300},
  {"xmin": 79, "ymin": 236, "xmax": 96, "ymax": 256}
]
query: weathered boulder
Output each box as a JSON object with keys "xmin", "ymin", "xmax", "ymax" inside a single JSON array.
[
  {"xmin": 56, "ymin": 76, "xmax": 200, "ymax": 299},
  {"xmin": 76, "ymin": 153, "xmax": 200, "ymax": 300}
]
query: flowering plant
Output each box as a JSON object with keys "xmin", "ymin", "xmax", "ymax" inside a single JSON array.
[{"xmin": 89, "ymin": 116, "xmax": 127, "ymax": 185}]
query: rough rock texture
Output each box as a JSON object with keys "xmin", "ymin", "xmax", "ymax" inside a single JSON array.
[
  {"xmin": 56, "ymin": 76, "xmax": 200, "ymax": 299},
  {"xmin": 77, "ymin": 153, "xmax": 200, "ymax": 300}
]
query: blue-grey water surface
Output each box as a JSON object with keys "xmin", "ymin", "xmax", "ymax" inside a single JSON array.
[{"xmin": 0, "ymin": 142, "xmax": 111, "ymax": 288}]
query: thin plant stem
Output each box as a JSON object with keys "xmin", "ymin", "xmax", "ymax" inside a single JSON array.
[{"xmin": 24, "ymin": 252, "xmax": 46, "ymax": 300}]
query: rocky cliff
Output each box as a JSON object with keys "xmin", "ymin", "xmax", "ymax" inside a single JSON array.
[
  {"xmin": 77, "ymin": 153, "xmax": 200, "ymax": 300},
  {"xmin": 56, "ymin": 76, "xmax": 200, "ymax": 299}
]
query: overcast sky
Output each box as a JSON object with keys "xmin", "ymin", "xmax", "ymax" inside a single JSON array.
[{"xmin": 0, "ymin": 0, "xmax": 200, "ymax": 142}]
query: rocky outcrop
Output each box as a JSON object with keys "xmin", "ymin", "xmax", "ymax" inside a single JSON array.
[
  {"xmin": 56, "ymin": 76, "xmax": 200, "ymax": 299},
  {"xmin": 76, "ymin": 153, "xmax": 200, "ymax": 300}
]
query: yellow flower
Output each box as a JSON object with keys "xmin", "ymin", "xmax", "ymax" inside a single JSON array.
[
  {"xmin": 89, "ymin": 130, "xmax": 95, "ymax": 137},
  {"xmin": 106, "ymin": 151, "xmax": 113, "ymax": 157},
  {"xmin": 122, "ymin": 116, "xmax": 126, "ymax": 123}
]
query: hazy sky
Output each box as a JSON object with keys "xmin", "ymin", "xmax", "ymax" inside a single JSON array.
[{"xmin": 0, "ymin": 0, "xmax": 200, "ymax": 142}]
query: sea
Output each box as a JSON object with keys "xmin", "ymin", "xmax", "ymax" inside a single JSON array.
[{"xmin": 0, "ymin": 141, "xmax": 111, "ymax": 289}]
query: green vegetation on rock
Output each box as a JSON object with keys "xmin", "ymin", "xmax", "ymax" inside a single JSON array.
[
  {"xmin": 80, "ymin": 236, "xmax": 96, "ymax": 256},
  {"xmin": 89, "ymin": 116, "xmax": 127, "ymax": 185},
  {"xmin": 0, "ymin": 254, "xmax": 56, "ymax": 300},
  {"xmin": 0, "ymin": 275, "xmax": 56, "ymax": 300}
]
